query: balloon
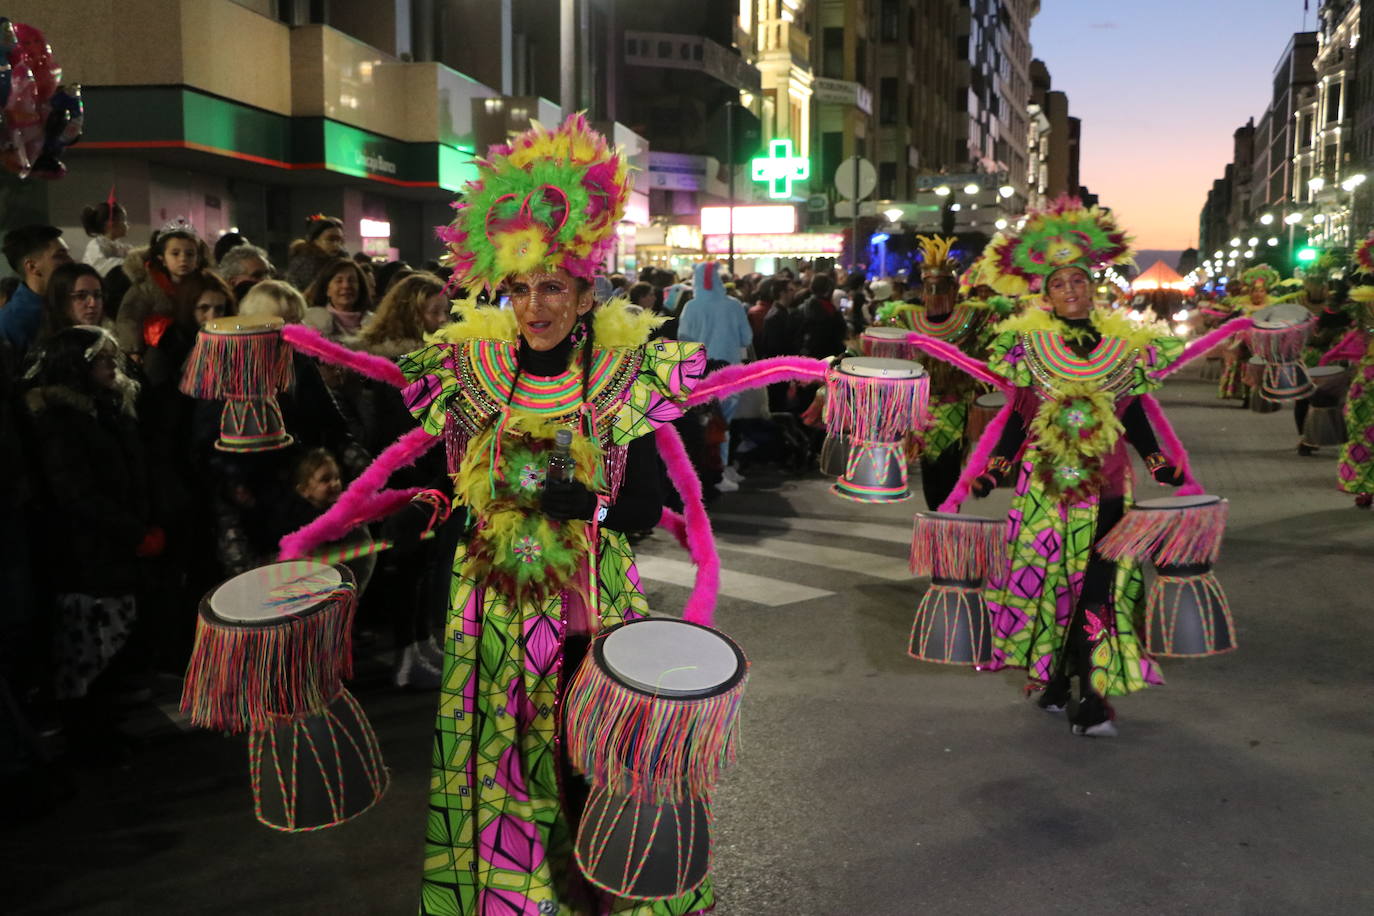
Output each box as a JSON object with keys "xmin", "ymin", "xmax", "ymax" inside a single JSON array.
[
  {"xmin": 11, "ymin": 23, "xmax": 58, "ymax": 101},
  {"xmin": 0, "ymin": 54, "xmax": 36, "ymax": 177},
  {"xmin": 30, "ymin": 83, "xmax": 82, "ymax": 180}
]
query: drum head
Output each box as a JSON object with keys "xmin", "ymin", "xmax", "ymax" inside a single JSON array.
[
  {"xmin": 1133, "ymin": 495, "xmax": 1223, "ymax": 511},
  {"xmin": 837, "ymin": 356, "xmax": 926, "ymax": 380},
  {"xmin": 205, "ymin": 315, "xmax": 285, "ymax": 335},
  {"xmin": 1251, "ymin": 303, "xmax": 1310, "ymax": 329},
  {"xmin": 1247, "ymin": 355, "xmax": 1265, "ymax": 366},
  {"xmin": 973, "ymin": 392, "xmax": 1006, "ymax": 409},
  {"xmin": 1307, "ymin": 365, "xmax": 1344, "ymax": 378},
  {"xmin": 209, "ymin": 560, "xmax": 342, "ymax": 624},
  {"xmin": 862, "ymin": 327, "xmax": 909, "ymax": 340},
  {"xmin": 597, "ymin": 619, "xmax": 746, "ymax": 698}
]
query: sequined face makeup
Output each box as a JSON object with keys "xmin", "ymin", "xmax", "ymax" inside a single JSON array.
[{"xmin": 508, "ymin": 269, "xmax": 594, "ymax": 351}]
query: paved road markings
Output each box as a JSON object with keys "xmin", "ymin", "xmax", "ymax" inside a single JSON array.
[
  {"xmin": 710, "ymin": 512, "xmax": 914, "ymax": 545},
  {"xmin": 633, "ymin": 554, "xmax": 834, "ymax": 606},
  {"xmin": 712, "ymin": 534, "xmax": 912, "ymax": 581}
]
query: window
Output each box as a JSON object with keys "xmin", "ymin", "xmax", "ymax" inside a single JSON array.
[
  {"xmin": 880, "ymin": 0, "xmax": 900, "ymax": 42},
  {"xmin": 822, "ymin": 131, "xmax": 844, "ymax": 192},
  {"xmin": 880, "ymin": 78, "xmax": 898, "ymax": 125},
  {"xmin": 822, "ymin": 28, "xmax": 844, "ymax": 79},
  {"xmin": 879, "ymin": 162, "xmax": 898, "ymax": 199},
  {"xmin": 1328, "ymin": 83, "xmax": 1342, "ymax": 123}
]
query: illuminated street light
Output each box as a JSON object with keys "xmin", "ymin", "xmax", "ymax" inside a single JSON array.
[
  {"xmin": 1229, "ymin": 237, "xmax": 1241, "ymax": 246},
  {"xmin": 1229, "ymin": 249, "xmax": 1240, "ymax": 258},
  {"xmin": 1244, "ymin": 249, "xmax": 1256, "ymax": 258},
  {"xmin": 1248, "ymin": 237, "xmax": 1259, "ymax": 246},
  {"xmin": 963, "ymin": 183, "xmax": 980, "ymax": 194},
  {"xmin": 1309, "ymin": 176, "xmax": 1326, "ymax": 192},
  {"xmin": 950, "ymin": 202, "xmax": 962, "ymax": 211},
  {"xmin": 1267, "ymin": 237, "xmax": 1279, "ymax": 246},
  {"xmin": 883, "ymin": 207, "xmax": 904, "ymax": 222},
  {"xmin": 1285, "ymin": 212, "xmax": 1305, "ymax": 225},
  {"xmin": 994, "ymin": 218, "xmax": 1009, "ymax": 230},
  {"xmin": 1343, "ymin": 173, "xmax": 1368, "ymax": 192},
  {"xmin": 934, "ymin": 185, "xmax": 951, "ymax": 196},
  {"xmin": 1260, "ymin": 213, "xmax": 1275, "ymax": 225},
  {"xmin": 998, "ymin": 185, "xmax": 1015, "ymax": 198},
  {"xmin": 1314, "ymin": 213, "xmax": 1327, "ymax": 224},
  {"xmin": 1213, "ymin": 250, "xmax": 1224, "ymax": 258}
]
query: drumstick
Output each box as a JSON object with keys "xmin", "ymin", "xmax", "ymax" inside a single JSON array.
[{"xmin": 307, "ymin": 530, "xmax": 437, "ymax": 565}]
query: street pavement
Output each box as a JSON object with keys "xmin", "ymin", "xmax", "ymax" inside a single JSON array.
[{"xmin": 6, "ymin": 371, "xmax": 1374, "ymax": 915}]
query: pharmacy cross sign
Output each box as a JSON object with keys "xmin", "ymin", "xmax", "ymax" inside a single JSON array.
[{"xmin": 750, "ymin": 139, "xmax": 810, "ymax": 199}]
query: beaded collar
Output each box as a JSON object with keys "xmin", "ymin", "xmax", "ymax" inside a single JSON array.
[
  {"xmin": 1020, "ymin": 325, "xmax": 1138, "ymax": 395},
  {"xmin": 904, "ymin": 303, "xmax": 985, "ymax": 344}
]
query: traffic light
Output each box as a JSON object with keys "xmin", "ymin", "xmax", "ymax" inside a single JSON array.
[{"xmin": 1297, "ymin": 246, "xmax": 1320, "ymax": 263}]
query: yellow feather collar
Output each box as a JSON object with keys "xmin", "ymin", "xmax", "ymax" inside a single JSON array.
[{"xmin": 428, "ymin": 297, "xmax": 663, "ymax": 349}]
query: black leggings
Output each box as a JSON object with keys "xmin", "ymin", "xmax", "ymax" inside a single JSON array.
[
  {"xmin": 1294, "ymin": 398, "xmax": 1311, "ymax": 437},
  {"xmin": 1060, "ymin": 496, "xmax": 1126, "ymax": 693}
]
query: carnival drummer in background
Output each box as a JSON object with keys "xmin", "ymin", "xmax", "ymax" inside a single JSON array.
[
  {"xmin": 389, "ymin": 116, "xmax": 712, "ymax": 915},
  {"xmin": 891, "ymin": 235, "xmax": 999, "ymax": 509},
  {"xmin": 969, "ymin": 200, "xmax": 1188, "ymax": 737}
]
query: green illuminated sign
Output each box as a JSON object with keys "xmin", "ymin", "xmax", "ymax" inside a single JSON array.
[
  {"xmin": 750, "ymin": 139, "xmax": 810, "ymax": 199},
  {"xmin": 1297, "ymin": 247, "xmax": 1320, "ymax": 262}
]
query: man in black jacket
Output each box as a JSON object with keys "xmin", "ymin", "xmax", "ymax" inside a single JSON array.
[{"xmin": 795, "ymin": 273, "xmax": 847, "ymax": 359}]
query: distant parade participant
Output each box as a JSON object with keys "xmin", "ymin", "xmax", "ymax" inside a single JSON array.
[
  {"xmin": 1216, "ymin": 265, "xmax": 1278, "ymax": 404},
  {"xmin": 964, "ymin": 198, "xmax": 1187, "ymax": 736},
  {"xmin": 1289, "ymin": 258, "xmax": 1354, "ymax": 455},
  {"xmin": 1325, "ymin": 234, "xmax": 1374, "ymax": 508}
]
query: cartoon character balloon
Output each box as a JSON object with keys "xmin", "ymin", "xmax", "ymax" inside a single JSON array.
[{"xmin": 0, "ymin": 18, "xmax": 81, "ymax": 179}]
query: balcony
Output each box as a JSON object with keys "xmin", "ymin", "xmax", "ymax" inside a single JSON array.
[
  {"xmin": 756, "ymin": 19, "xmax": 811, "ymax": 71},
  {"xmin": 624, "ymin": 31, "xmax": 762, "ymax": 93}
]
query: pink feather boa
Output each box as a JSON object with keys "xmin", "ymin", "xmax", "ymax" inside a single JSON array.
[
  {"xmin": 654, "ymin": 423, "xmax": 720, "ymax": 625},
  {"xmin": 1320, "ymin": 328, "xmax": 1369, "ymax": 366},
  {"xmin": 902, "ymin": 332, "xmax": 1011, "ymax": 391},
  {"xmin": 938, "ymin": 394, "xmax": 1018, "ymax": 512},
  {"xmin": 1152, "ymin": 317, "xmax": 1253, "ymax": 380},
  {"xmin": 281, "ymin": 322, "xmax": 408, "ymax": 388},
  {"xmin": 686, "ymin": 357, "xmax": 828, "ymax": 407},
  {"xmin": 278, "ymin": 426, "xmax": 439, "ymax": 559},
  {"xmin": 1139, "ymin": 394, "xmax": 1204, "ymax": 496}
]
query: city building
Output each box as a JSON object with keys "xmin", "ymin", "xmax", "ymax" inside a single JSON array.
[
  {"xmin": 2, "ymin": 0, "xmax": 660, "ymax": 273},
  {"xmin": 1296, "ymin": 0, "xmax": 1363, "ymax": 249}
]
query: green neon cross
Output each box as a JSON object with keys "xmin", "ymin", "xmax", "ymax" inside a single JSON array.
[{"xmin": 750, "ymin": 139, "xmax": 810, "ymax": 199}]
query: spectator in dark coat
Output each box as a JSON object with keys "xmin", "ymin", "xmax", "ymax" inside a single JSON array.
[{"xmin": 795, "ymin": 272, "xmax": 848, "ymax": 359}]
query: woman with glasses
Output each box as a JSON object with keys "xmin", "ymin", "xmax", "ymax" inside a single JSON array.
[{"xmin": 39, "ymin": 262, "xmax": 111, "ymax": 344}]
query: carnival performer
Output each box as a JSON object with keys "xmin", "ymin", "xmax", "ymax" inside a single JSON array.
[
  {"xmin": 1216, "ymin": 265, "xmax": 1276, "ymax": 404},
  {"xmin": 967, "ymin": 199, "xmax": 1187, "ymax": 736},
  {"xmin": 888, "ymin": 235, "xmax": 999, "ymax": 508},
  {"xmin": 389, "ymin": 116, "xmax": 711, "ymax": 915},
  {"xmin": 1293, "ymin": 258, "xmax": 1353, "ymax": 455},
  {"xmin": 1324, "ymin": 234, "xmax": 1374, "ymax": 508}
]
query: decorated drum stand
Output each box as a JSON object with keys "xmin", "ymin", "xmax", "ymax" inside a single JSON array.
[
  {"xmin": 180, "ymin": 560, "xmax": 388, "ymax": 830},
  {"xmin": 1096, "ymin": 495, "xmax": 1237, "ymax": 657},
  {"xmin": 1246, "ymin": 357, "xmax": 1281, "ymax": 414},
  {"xmin": 1250, "ymin": 304, "xmax": 1318, "ymax": 403},
  {"xmin": 180, "ymin": 315, "xmax": 295, "ymax": 452},
  {"xmin": 907, "ymin": 512, "xmax": 1005, "ymax": 665},
  {"xmin": 564, "ymin": 618, "xmax": 747, "ymax": 901},
  {"xmin": 824, "ymin": 356, "xmax": 930, "ymax": 502}
]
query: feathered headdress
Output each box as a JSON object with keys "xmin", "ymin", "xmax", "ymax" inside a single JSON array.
[
  {"xmin": 984, "ymin": 196, "xmax": 1134, "ymax": 294},
  {"xmin": 916, "ymin": 235, "xmax": 960, "ymax": 279},
  {"xmin": 1239, "ymin": 264, "xmax": 1280, "ymax": 291},
  {"xmin": 439, "ymin": 113, "xmax": 632, "ymax": 292}
]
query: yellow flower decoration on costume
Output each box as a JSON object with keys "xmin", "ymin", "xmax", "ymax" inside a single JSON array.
[{"xmin": 494, "ymin": 227, "xmax": 550, "ymax": 276}]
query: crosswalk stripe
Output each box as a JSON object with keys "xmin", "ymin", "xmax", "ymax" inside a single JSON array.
[
  {"xmin": 713, "ymin": 534, "xmax": 912, "ymax": 582},
  {"xmin": 710, "ymin": 512, "xmax": 914, "ymax": 545},
  {"xmin": 633, "ymin": 554, "xmax": 833, "ymax": 607}
]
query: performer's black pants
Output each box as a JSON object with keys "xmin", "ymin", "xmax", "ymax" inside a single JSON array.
[
  {"xmin": 1295, "ymin": 398, "xmax": 1310, "ymax": 437},
  {"xmin": 1060, "ymin": 496, "xmax": 1126, "ymax": 697},
  {"xmin": 920, "ymin": 445, "xmax": 965, "ymax": 511}
]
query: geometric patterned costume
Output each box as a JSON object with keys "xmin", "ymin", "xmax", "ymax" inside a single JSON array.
[
  {"xmin": 1337, "ymin": 329, "xmax": 1374, "ymax": 497},
  {"xmin": 981, "ymin": 307, "xmax": 1184, "ymax": 696},
  {"xmin": 399, "ymin": 305, "xmax": 711, "ymax": 916}
]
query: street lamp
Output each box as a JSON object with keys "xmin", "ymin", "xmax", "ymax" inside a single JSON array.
[
  {"xmin": 1244, "ymin": 249, "xmax": 1256, "ymax": 258},
  {"xmin": 1313, "ymin": 213, "xmax": 1327, "ymax": 224},
  {"xmin": 934, "ymin": 185, "xmax": 951, "ymax": 196},
  {"xmin": 1213, "ymin": 249, "xmax": 1224, "ymax": 258},
  {"xmin": 1260, "ymin": 213, "xmax": 1275, "ymax": 225},
  {"xmin": 1247, "ymin": 237, "xmax": 1259, "ymax": 246},
  {"xmin": 1268, "ymin": 237, "xmax": 1279, "ymax": 246},
  {"xmin": 963, "ymin": 183, "xmax": 980, "ymax": 195},
  {"xmin": 994, "ymin": 218, "xmax": 1009, "ymax": 230},
  {"xmin": 1284, "ymin": 212, "xmax": 1305, "ymax": 225},
  {"xmin": 883, "ymin": 207, "xmax": 904, "ymax": 223},
  {"xmin": 1309, "ymin": 176, "xmax": 1326, "ymax": 193},
  {"xmin": 1343, "ymin": 173, "xmax": 1368, "ymax": 192},
  {"xmin": 998, "ymin": 185, "xmax": 1015, "ymax": 199},
  {"xmin": 1229, "ymin": 237, "xmax": 1241, "ymax": 246},
  {"xmin": 949, "ymin": 202, "xmax": 963, "ymax": 211}
]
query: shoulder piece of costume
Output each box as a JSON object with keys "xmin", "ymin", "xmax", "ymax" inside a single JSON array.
[
  {"xmin": 397, "ymin": 298, "xmax": 704, "ymax": 449},
  {"xmin": 987, "ymin": 306, "xmax": 1182, "ymax": 397}
]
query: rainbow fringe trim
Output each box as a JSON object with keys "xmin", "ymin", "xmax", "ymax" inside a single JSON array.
[
  {"xmin": 1096, "ymin": 498, "xmax": 1228, "ymax": 566},
  {"xmin": 909, "ymin": 512, "xmax": 1006, "ymax": 580}
]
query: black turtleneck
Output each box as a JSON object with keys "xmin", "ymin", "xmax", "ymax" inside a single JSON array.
[{"xmin": 518, "ymin": 335, "xmax": 574, "ymax": 377}]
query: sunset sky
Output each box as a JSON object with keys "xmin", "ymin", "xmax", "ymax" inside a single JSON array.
[{"xmin": 1029, "ymin": 0, "xmax": 1318, "ymax": 252}]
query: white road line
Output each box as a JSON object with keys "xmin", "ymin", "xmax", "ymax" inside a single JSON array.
[
  {"xmin": 709, "ymin": 512, "xmax": 913, "ymax": 545},
  {"xmin": 713, "ymin": 534, "xmax": 913, "ymax": 582},
  {"xmin": 633, "ymin": 554, "xmax": 833, "ymax": 606}
]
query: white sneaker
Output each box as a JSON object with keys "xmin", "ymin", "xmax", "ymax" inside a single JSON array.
[
  {"xmin": 396, "ymin": 642, "xmax": 442, "ymax": 689},
  {"xmin": 716, "ymin": 477, "xmax": 740, "ymax": 493},
  {"xmin": 722, "ymin": 465, "xmax": 743, "ymax": 484}
]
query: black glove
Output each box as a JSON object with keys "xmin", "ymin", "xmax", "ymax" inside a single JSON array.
[
  {"xmin": 1144, "ymin": 453, "xmax": 1186, "ymax": 487},
  {"xmin": 541, "ymin": 480, "xmax": 598, "ymax": 522},
  {"xmin": 970, "ymin": 473, "xmax": 999, "ymax": 498}
]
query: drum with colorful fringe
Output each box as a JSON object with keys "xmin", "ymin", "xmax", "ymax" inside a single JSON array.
[
  {"xmin": 964, "ymin": 392, "xmax": 1007, "ymax": 458},
  {"xmin": 824, "ymin": 357, "xmax": 929, "ymax": 503},
  {"xmin": 1096, "ymin": 495, "xmax": 1236, "ymax": 657},
  {"xmin": 180, "ymin": 560, "xmax": 386, "ymax": 829},
  {"xmin": 860, "ymin": 326, "xmax": 917, "ymax": 360},
  {"xmin": 249, "ymin": 686, "xmax": 388, "ymax": 831},
  {"xmin": 1304, "ymin": 365, "xmax": 1351, "ymax": 447},
  {"xmin": 180, "ymin": 314, "xmax": 295, "ymax": 452},
  {"xmin": 908, "ymin": 512, "xmax": 1005, "ymax": 665},
  {"xmin": 1250, "ymin": 305, "xmax": 1317, "ymax": 402},
  {"xmin": 564, "ymin": 618, "xmax": 746, "ymax": 901}
]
